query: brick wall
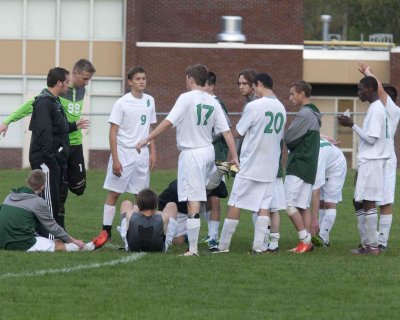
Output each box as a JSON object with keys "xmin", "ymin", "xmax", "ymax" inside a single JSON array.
[{"xmin": 136, "ymin": 0, "xmax": 304, "ymax": 45}]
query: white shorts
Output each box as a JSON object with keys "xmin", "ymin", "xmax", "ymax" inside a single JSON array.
[
  {"xmin": 355, "ymin": 159, "xmax": 385, "ymax": 202},
  {"xmin": 284, "ymin": 175, "xmax": 312, "ymax": 209},
  {"xmin": 377, "ymin": 156, "xmax": 396, "ymax": 206},
  {"xmin": 178, "ymin": 146, "xmax": 214, "ymax": 202},
  {"xmin": 103, "ymin": 148, "xmax": 150, "ymax": 194},
  {"xmin": 270, "ymin": 177, "xmax": 286, "ymax": 212},
  {"xmin": 27, "ymin": 237, "xmax": 56, "ymax": 252},
  {"xmin": 228, "ymin": 176, "xmax": 274, "ymax": 212},
  {"xmin": 319, "ymin": 169, "xmax": 346, "ymax": 204},
  {"xmin": 174, "ymin": 212, "xmax": 188, "ymax": 237}
]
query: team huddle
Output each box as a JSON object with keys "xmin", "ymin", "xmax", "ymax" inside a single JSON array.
[{"xmin": 0, "ymin": 60, "xmax": 398, "ymax": 256}]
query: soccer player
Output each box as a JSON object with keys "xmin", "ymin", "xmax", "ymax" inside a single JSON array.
[
  {"xmin": 285, "ymin": 80, "xmax": 322, "ymax": 253},
  {"xmin": 0, "ymin": 59, "xmax": 96, "ymax": 229},
  {"xmin": 358, "ymin": 62, "xmax": 399, "ymax": 251},
  {"xmin": 101, "ymin": 66, "xmax": 157, "ymax": 239},
  {"xmin": 238, "ymin": 68, "xmax": 258, "ymax": 106},
  {"xmin": 212, "ymin": 73, "xmax": 287, "ymax": 254},
  {"xmin": 0, "ymin": 170, "xmax": 107, "ymax": 252},
  {"xmin": 338, "ymin": 76, "xmax": 390, "ymax": 255},
  {"xmin": 310, "ymin": 138, "xmax": 347, "ymax": 247},
  {"xmin": 117, "ymin": 189, "xmax": 178, "ymax": 253},
  {"xmin": 158, "ymin": 167, "xmax": 229, "ymax": 247},
  {"xmin": 29, "ymin": 67, "xmax": 89, "ymax": 237},
  {"xmin": 201, "ymin": 71, "xmax": 231, "ymax": 246},
  {"xmin": 136, "ymin": 64, "xmax": 239, "ymax": 256}
]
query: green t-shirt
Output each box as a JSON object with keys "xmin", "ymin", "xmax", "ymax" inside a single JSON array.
[{"xmin": 3, "ymin": 86, "xmax": 85, "ymax": 146}]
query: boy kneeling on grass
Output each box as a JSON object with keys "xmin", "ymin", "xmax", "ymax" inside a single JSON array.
[{"xmin": 0, "ymin": 169, "xmax": 107, "ymax": 252}]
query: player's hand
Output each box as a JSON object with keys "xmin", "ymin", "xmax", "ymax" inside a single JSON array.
[
  {"xmin": 310, "ymin": 218, "xmax": 320, "ymax": 236},
  {"xmin": 71, "ymin": 238, "xmax": 85, "ymax": 250},
  {"xmin": 149, "ymin": 152, "xmax": 157, "ymax": 171},
  {"xmin": 230, "ymin": 156, "xmax": 240, "ymax": 169},
  {"xmin": 337, "ymin": 115, "xmax": 354, "ymax": 128},
  {"xmin": 112, "ymin": 159, "xmax": 123, "ymax": 177},
  {"xmin": 76, "ymin": 118, "xmax": 90, "ymax": 130},
  {"xmin": 136, "ymin": 138, "xmax": 148, "ymax": 154},
  {"xmin": 0, "ymin": 123, "xmax": 9, "ymax": 137}
]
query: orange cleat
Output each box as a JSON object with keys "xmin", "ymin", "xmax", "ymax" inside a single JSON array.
[
  {"xmin": 92, "ymin": 230, "xmax": 108, "ymax": 250},
  {"xmin": 289, "ymin": 242, "xmax": 313, "ymax": 253}
]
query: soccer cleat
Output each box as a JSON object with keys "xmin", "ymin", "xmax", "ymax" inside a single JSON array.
[
  {"xmin": 199, "ymin": 235, "xmax": 211, "ymax": 244},
  {"xmin": 207, "ymin": 238, "xmax": 219, "ymax": 248},
  {"xmin": 289, "ymin": 242, "xmax": 313, "ymax": 253},
  {"xmin": 265, "ymin": 246, "xmax": 280, "ymax": 254},
  {"xmin": 378, "ymin": 244, "xmax": 387, "ymax": 252},
  {"xmin": 102, "ymin": 225, "xmax": 112, "ymax": 241},
  {"xmin": 249, "ymin": 249, "xmax": 263, "ymax": 255},
  {"xmin": 179, "ymin": 250, "xmax": 199, "ymax": 257},
  {"xmin": 351, "ymin": 245, "xmax": 380, "ymax": 255},
  {"xmin": 209, "ymin": 246, "xmax": 229, "ymax": 253},
  {"xmin": 311, "ymin": 234, "xmax": 325, "ymax": 247},
  {"xmin": 92, "ymin": 230, "xmax": 108, "ymax": 250}
]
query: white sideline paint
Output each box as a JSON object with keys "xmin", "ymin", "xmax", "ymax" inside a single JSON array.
[{"xmin": 0, "ymin": 253, "xmax": 145, "ymax": 281}]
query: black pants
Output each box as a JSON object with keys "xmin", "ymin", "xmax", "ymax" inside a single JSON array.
[
  {"xmin": 31, "ymin": 162, "xmax": 64, "ymax": 239},
  {"xmin": 59, "ymin": 144, "xmax": 87, "ymax": 222}
]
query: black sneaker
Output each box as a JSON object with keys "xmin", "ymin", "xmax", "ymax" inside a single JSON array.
[{"xmin": 378, "ymin": 244, "xmax": 388, "ymax": 252}]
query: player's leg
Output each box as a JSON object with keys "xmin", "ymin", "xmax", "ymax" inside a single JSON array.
[
  {"xmin": 161, "ymin": 202, "xmax": 178, "ymax": 252},
  {"xmin": 267, "ymin": 211, "xmax": 280, "ymax": 252},
  {"xmin": 216, "ymin": 205, "xmax": 240, "ymax": 252},
  {"xmin": 318, "ymin": 202, "xmax": 336, "ymax": 246},
  {"xmin": 102, "ymin": 191, "xmax": 121, "ymax": 238},
  {"xmin": 207, "ymin": 196, "xmax": 221, "ymax": 246},
  {"xmin": 118, "ymin": 200, "xmax": 135, "ymax": 250},
  {"xmin": 252, "ymin": 209, "xmax": 270, "ymax": 253},
  {"xmin": 186, "ymin": 200, "xmax": 201, "ymax": 254},
  {"xmin": 58, "ymin": 166, "xmax": 69, "ymax": 230},
  {"xmin": 67, "ymin": 145, "xmax": 87, "ymax": 196}
]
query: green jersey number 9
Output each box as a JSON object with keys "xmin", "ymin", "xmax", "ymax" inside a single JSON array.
[{"xmin": 140, "ymin": 115, "xmax": 147, "ymax": 125}]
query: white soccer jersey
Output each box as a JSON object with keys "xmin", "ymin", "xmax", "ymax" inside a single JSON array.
[
  {"xmin": 166, "ymin": 90, "xmax": 229, "ymax": 150},
  {"xmin": 385, "ymin": 96, "xmax": 400, "ymax": 159},
  {"xmin": 314, "ymin": 138, "xmax": 347, "ymax": 189},
  {"xmin": 108, "ymin": 92, "xmax": 157, "ymax": 148},
  {"xmin": 236, "ymin": 96, "xmax": 287, "ymax": 182},
  {"xmin": 357, "ymin": 100, "xmax": 390, "ymax": 163}
]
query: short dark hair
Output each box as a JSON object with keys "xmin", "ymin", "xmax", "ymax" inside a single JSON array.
[
  {"xmin": 186, "ymin": 64, "xmax": 208, "ymax": 86},
  {"xmin": 73, "ymin": 59, "xmax": 96, "ymax": 74},
  {"xmin": 207, "ymin": 71, "xmax": 217, "ymax": 86},
  {"xmin": 238, "ymin": 68, "xmax": 257, "ymax": 85},
  {"xmin": 47, "ymin": 67, "xmax": 69, "ymax": 87},
  {"xmin": 137, "ymin": 189, "xmax": 158, "ymax": 211},
  {"xmin": 360, "ymin": 76, "xmax": 378, "ymax": 91},
  {"xmin": 384, "ymin": 85, "xmax": 398, "ymax": 102},
  {"xmin": 253, "ymin": 73, "xmax": 273, "ymax": 89},
  {"xmin": 127, "ymin": 66, "xmax": 146, "ymax": 80},
  {"xmin": 290, "ymin": 80, "xmax": 312, "ymax": 98},
  {"xmin": 26, "ymin": 169, "xmax": 46, "ymax": 192}
]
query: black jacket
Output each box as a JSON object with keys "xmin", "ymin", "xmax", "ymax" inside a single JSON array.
[{"xmin": 29, "ymin": 89, "xmax": 77, "ymax": 167}]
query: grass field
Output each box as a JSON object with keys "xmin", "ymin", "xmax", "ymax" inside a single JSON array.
[{"xmin": 1, "ymin": 169, "xmax": 400, "ymax": 320}]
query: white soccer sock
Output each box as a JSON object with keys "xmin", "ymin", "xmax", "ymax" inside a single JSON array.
[
  {"xmin": 83, "ymin": 242, "xmax": 95, "ymax": 251},
  {"xmin": 319, "ymin": 208, "xmax": 336, "ymax": 244},
  {"xmin": 164, "ymin": 218, "xmax": 177, "ymax": 252},
  {"xmin": 103, "ymin": 204, "xmax": 116, "ymax": 226},
  {"xmin": 298, "ymin": 229, "xmax": 311, "ymax": 244},
  {"xmin": 356, "ymin": 209, "xmax": 367, "ymax": 245},
  {"xmin": 318, "ymin": 209, "xmax": 325, "ymax": 226},
  {"xmin": 64, "ymin": 243, "xmax": 80, "ymax": 252},
  {"xmin": 268, "ymin": 232, "xmax": 280, "ymax": 250},
  {"xmin": 187, "ymin": 216, "xmax": 201, "ymax": 253},
  {"xmin": 118, "ymin": 215, "xmax": 128, "ymax": 250},
  {"xmin": 365, "ymin": 208, "xmax": 378, "ymax": 247},
  {"xmin": 252, "ymin": 216, "xmax": 270, "ymax": 251},
  {"xmin": 252, "ymin": 211, "xmax": 258, "ymax": 227},
  {"xmin": 378, "ymin": 214, "xmax": 392, "ymax": 247},
  {"xmin": 205, "ymin": 210, "xmax": 211, "ymax": 236},
  {"xmin": 209, "ymin": 220, "xmax": 220, "ymax": 241},
  {"xmin": 218, "ymin": 218, "xmax": 239, "ymax": 251}
]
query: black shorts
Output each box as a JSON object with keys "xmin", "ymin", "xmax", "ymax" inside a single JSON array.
[
  {"xmin": 66, "ymin": 144, "xmax": 86, "ymax": 194},
  {"xmin": 208, "ymin": 180, "xmax": 228, "ymax": 198}
]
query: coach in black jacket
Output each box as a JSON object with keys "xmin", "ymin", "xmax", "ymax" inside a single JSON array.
[{"xmin": 29, "ymin": 67, "xmax": 88, "ymax": 234}]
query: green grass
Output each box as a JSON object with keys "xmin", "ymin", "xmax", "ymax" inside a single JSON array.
[{"xmin": 1, "ymin": 169, "xmax": 400, "ymax": 319}]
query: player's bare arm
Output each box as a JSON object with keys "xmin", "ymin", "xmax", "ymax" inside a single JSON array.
[
  {"xmin": 136, "ymin": 119, "xmax": 173, "ymax": 153},
  {"xmin": 222, "ymin": 130, "xmax": 240, "ymax": 167},
  {"xmin": 149, "ymin": 126, "xmax": 157, "ymax": 170},
  {"xmin": 358, "ymin": 62, "xmax": 388, "ymax": 106},
  {"xmin": 109, "ymin": 123, "xmax": 122, "ymax": 177}
]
